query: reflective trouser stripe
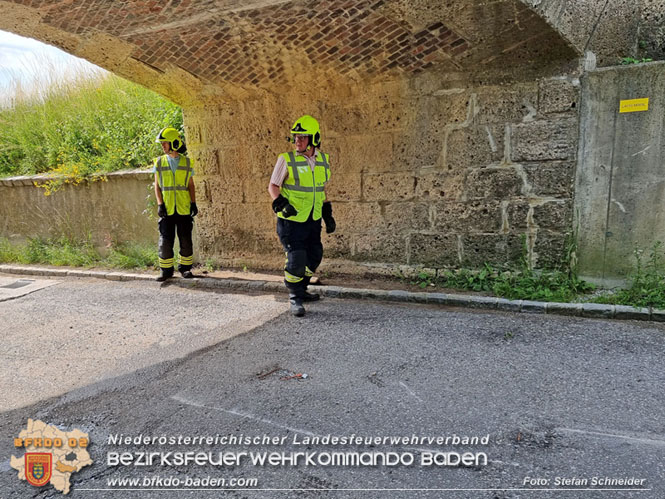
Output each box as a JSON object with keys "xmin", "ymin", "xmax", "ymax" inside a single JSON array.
[
  {"xmin": 284, "ymin": 270, "xmax": 303, "ymax": 283},
  {"xmin": 305, "ymin": 266, "xmax": 313, "ymax": 277},
  {"xmin": 159, "ymin": 257, "xmax": 174, "ymax": 269},
  {"xmin": 179, "ymin": 255, "xmax": 193, "ymax": 265}
]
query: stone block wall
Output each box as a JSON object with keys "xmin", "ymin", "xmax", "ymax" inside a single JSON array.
[{"xmin": 188, "ymin": 72, "xmax": 580, "ymax": 274}]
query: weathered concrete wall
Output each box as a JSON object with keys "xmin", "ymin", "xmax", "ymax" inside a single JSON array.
[
  {"xmin": 576, "ymin": 61, "xmax": 665, "ymax": 281},
  {"xmin": 0, "ymin": 171, "xmax": 156, "ymax": 250}
]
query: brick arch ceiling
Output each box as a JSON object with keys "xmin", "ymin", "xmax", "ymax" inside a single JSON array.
[{"xmin": 0, "ymin": 0, "xmax": 579, "ymax": 105}]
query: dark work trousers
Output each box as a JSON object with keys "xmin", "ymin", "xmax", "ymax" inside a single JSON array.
[
  {"xmin": 158, "ymin": 213, "xmax": 194, "ymax": 272},
  {"xmin": 276, "ymin": 215, "xmax": 323, "ymax": 299}
]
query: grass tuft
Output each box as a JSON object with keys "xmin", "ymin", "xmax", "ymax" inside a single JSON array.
[
  {"xmin": 413, "ymin": 263, "xmax": 595, "ymax": 303},
  {"xmin": 106, "ymin": 243, "xmax": 159, "ymax": 269},
  {"xmin": 0, "ymin": 237, "xmax": 157, "ymax": 270},
  {"xmin": 592, "ymin": 243, "xmax": 665, "ymax": 309}
]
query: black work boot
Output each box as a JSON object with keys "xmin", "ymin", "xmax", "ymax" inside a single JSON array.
[
  {"xmin": 156, "ymin": 268, "xmax": 174, "ymax": 282},
  {"xmin": 303, "ymin": 291, "xmax": 320, "ymax": 302},
  {"xmin": 289, "ymin": 296, "xmax": 305, "ymax": 317},
  {"xmin": 181, "ymin": 270, "xmax": 194, "ymax": 278},
  {"xmin": 301, "ymin": 276, "xmax": 319, "ymax": 302}
]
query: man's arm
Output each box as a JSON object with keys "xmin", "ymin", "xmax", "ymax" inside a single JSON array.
[
  {"xmin": 188, "ymin": 177, "xmax": 196, "ymax": 202},
  {"xmin": 268, "ymin": 155, "xmax": 297, "ymax": 216},
  {"xmin": 268, "ymin": 182, "xmax": 281, "ymax": 200},
  {"xmin": 268, "ymin": 155, "xmax": 287, "ymax": 200},
  {"xmin": 322, "ymin": 159, "xmax": 335, "ymax": 233},
  {"xmin": 155, "ymin": 173, "xmax": 167, "ymax": 218},
  {"xmin": 188, "ymin": 177, "xmax": 199, "ymax": 216},
  {"xmin": 154, "ymin": 173, "xmax": 163, "ymax": 204}
]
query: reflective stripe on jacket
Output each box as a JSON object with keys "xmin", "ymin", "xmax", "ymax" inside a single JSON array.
[
  {"xmin": 155, "ymin": 155, "xmax": 192, "ymax": 216},
  {"xmin": 278, "ymin": 151, "xmax": 330, "ymax": 222}
]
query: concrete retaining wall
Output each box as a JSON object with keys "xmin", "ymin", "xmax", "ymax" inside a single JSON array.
[
  {"xmin": 0, "ymin": 170, "xmax": 157, "ymax": 251},
  {"xmin": 576, "ymin": 61, "xmax": 665, "ymax": 282}
]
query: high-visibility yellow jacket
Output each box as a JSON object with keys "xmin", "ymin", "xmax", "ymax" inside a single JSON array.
[
  {"xmin": 154, "ymin": 154, "xmax": 192, "ymax": 216},
  {"xmin": 278, "ymin": 151, "xmax": 330, "ymax": 222}
]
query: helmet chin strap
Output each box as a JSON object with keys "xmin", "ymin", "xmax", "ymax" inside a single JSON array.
[
  {"xmin": 295, "ymin": 135, "xmax": 314, "ymax": 154},
  {"xmin": 164, "ymin": 143, "xmax": 179, "ymax": 156}
]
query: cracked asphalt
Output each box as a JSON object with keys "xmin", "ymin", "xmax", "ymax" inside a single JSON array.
[{"xmin": 1, "ymin": 275, "xmax": 664, "ymax": 498}]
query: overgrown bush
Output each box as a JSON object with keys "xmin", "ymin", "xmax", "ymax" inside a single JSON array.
[{"xmin": 0, "ymin": 64, "xmax": 181, "ymax": 188}]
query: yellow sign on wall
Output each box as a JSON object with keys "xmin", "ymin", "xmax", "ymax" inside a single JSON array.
[{"xmin": 620, "ymin": 98, "xmax": 649, "ymax": 113}]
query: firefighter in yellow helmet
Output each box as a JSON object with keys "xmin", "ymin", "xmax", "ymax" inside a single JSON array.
[
  {"xmin": 268, "ymin": 115, "xmax": 336, "ymax": 316},
  {"xmin": 153, "ymin": 127, "xmax": 198, "ymax": 281}
]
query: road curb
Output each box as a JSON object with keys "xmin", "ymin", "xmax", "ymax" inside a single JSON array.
[{"xmin": 0, "ymin": 264, "xmax": 660, "ymax": 322}]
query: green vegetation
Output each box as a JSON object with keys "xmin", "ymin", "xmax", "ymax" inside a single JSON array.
[
  {"xmin": 410, "ymin": 233, "xmax": 595, "ymax": 302},
  {"xmin": 105, "ymin": 243, "xmax": 159, "ymax": 269},
  {"xmin": 0, "ymin": 237, "xmax": 157, "ymax": 270},
  {"xmin": 592, "ymin": 243, "xmax": 665, "ymax": 309},
  {"xmin": 0, "ymin": 64, "xmax": 181, "ymax": 193},
  {"xmin": 4, "ymin": 235, "xmax": 665, "ymax": 310},
  {"xmin": 411, "ymin": 240, "xmax": 665, "ymax": 309},
  {"xmin": 412, "ymin": 263, "xmax": 595, "ymax": 303},
  {"xmin": 204, "ymin": 259, "xmax": 217, "ymax": 273},
  {"xmin": 620, "ymin": 56, "xmax": 653, "ymax": 65}
]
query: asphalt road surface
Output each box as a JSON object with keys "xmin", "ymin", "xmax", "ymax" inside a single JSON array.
[{"xmin": 1, "ymin": 275, "xmax": 663, "ymax": 498}]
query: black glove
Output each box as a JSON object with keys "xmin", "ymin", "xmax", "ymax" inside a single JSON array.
[
  {"xmin": 157, "ymin": 204, "xmax": 167, "ymax": 218},
  {"xmin": 272, "ymin": 195, "xmax": 297, "ymax": 218},
  {"xmin": 190, "ymin": 202, "xmax": 198, "ymax": 217},
  {"xmin": 322, "ymin": 201, "xmax": 336, "ymax": 234}
]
